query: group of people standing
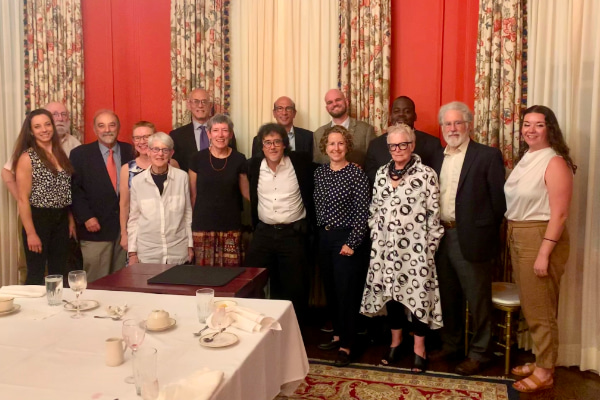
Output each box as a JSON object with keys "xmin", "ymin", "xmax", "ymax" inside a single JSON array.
[{"xmin": 5, "ymin": 87, "xmax": 574, "ymax": 393}]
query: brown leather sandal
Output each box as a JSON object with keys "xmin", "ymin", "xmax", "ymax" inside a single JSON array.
[
  {"xmin": 511, "ymin": 363, "xmax": 536, "ymax": 377},
  {"xmin": 512, "ymin": 374, "xmax": 554, "ymax": 393}
]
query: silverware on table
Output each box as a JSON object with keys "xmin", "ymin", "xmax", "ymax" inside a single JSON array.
[
  {"xmin": 193, "ymin": 325, "xmax": 210, "ymax": 337},
  {"xmin": 202, "ymin": 328, "xmax": 226, "ymax": 343},
  {"xmin": 94, "ymin": 315, "xmax": 123, "ymax": 321}
]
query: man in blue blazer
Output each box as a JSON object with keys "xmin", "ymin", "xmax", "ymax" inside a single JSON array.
[
  {"xmin": 430, "ymin": 101, "xmax": 506, "ymax": 376},
  {"xmin": 169, "ymin": 88, "xmax": 237, "ymax": 172},
  {"xmin": 70, "ymin": 110, "xmax": 134, "ymax": 282},
  {"xmin": 251, "ymin": 96, "xmax": 313, "ymax": 158}
]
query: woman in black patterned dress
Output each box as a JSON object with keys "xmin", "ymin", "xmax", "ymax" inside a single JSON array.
[
  {"xmin": 13, "ymin": 109, "xmax": 74, "ymax": 284},
  {"xmin": 314, "ymin": 125, "xmax": 370, "ymax": 367}
]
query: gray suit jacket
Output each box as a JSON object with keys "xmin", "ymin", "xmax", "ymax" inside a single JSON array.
[{"xmin": 312, "ymin": 118, "xmax": 376, "ymax": 167}]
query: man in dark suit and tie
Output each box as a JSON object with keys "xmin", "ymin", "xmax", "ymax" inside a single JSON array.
[
  {"xmin": 70, "ymin": 110, "xmax": 135, "ymax": 282},
  {"xmin": 169, "ymin": 88, "xmax": 237, "ymax": 171},
  {"xmin": 251, "ymin": 96, "xmax": 313, "ymax": 158},
  {"xmin": 365, "ymin": 96, "xmax": 442, "ymax": 184},
  {"xmin": 430, "ymin": 101, "xmax": 506, "ymax": 376}
]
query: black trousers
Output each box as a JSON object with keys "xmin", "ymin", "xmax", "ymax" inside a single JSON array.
[
  {"xmin": 436, "ymin": 228, "xmax": 492, "ymax": 361},
  {"xmin": 319, "ymin": 227, "xmax": 367, "ymax": 349},
  {"xmin": 245, "ymin": 221, "xmax": 309, "ymax": 321},
  {"xmin": 386, "ymin": 300, "xmax": 429, "ymax": 337},
  {"xmin": 22, "ymin": 207, "xmax": 70, "ymax": 285}
]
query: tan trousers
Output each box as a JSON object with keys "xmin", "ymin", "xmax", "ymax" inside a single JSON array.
[
  {"xmin": 507, "ymin": 220, "xmax": 570, "ymax": 369},
  {"xmin": 80, "ymin": 237, "xmax": 126, "ymax": 283}
]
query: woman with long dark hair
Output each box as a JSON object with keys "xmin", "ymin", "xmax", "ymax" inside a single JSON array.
[
  {"xmin": 13, "ymin": 109, "xmax": 75, "ymax": 284},
  {"xmin": 505, "ymin": 105, "xmax": 576, "ymax": 393}
]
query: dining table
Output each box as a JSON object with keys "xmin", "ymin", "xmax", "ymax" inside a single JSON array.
[{"xmin": 0, "ymin": 289, "xmax": 309, "ymax": 400}]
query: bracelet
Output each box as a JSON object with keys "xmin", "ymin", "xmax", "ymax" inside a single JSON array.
[{"xmin": 543, "ymin": 237, "xmax": 558, "ymax": 243}]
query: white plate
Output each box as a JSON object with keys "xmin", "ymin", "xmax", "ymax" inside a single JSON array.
[
  {"xmin": 200, "ymin": 331, "xmax": 239, "ymax": 348},
  {"xmin": 214, "ymin": 300, "xmax": 237, "ymax": 308},
  {"xmin": 64, "ymin": 300, "xmax": 100, "ymax": 312},
  {"xmin": 0, "ymin": 304, "xmax": 21, "ymax": 316},
  {"xmin": 145, "ymin": 318, "xmax": 177, "ymax": 332}
]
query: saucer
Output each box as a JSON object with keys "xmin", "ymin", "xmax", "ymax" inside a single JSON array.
[
  {"xmin": 214, "ymin": 300, "xmax": 237, "ymax": 308},
  {"xmin": 0, "ymin": 304, "xmax": 21, "ymax": 316},
  {"xmin": 199, "ymin": 331, "xmax": 239, "ymax": 348},
  {"xmin": 146, "ymin": 318, "xmax": 176, "ymax": 332},
  {"xmin": 64, "ymin": 300, "xmax": 100, "ymax": 312}
]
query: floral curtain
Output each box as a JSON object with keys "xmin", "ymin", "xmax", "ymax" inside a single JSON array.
[
  {"xmin": 171, "ymin": 0, "xmax": 231, "ymax": 128},
  {"xmin": 338, "ymin": 0, "xmax": 391, "ymax": 135},
  {"xmin": 24, "ymin": 0, "xmax": 84, "ymax": 141},
  {"xmin": 473, "ymin": 0, "xmax": 525, "ymax": 170}
]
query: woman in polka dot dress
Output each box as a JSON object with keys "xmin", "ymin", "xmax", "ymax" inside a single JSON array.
[
  {"xmin": 314, "ymin": 125, "xmax": 370, "ymax": 367},
  {"xmin": 360, "ymin": 123, "xmax": 444, "ymax": 373}
]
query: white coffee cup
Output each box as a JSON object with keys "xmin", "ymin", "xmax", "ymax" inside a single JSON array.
[
  {"xmin": 105, "ymin": 337, "xmax": 126, "ymax": 367},
  {"xmin": 0, "ymin": 296, "xmax": 14, "ymax": 312},
  {"xmin": 146, "ymin": 309, "xmax": 170, "ymax": 330}
]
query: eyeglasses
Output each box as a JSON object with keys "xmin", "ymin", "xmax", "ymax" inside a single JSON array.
[
  {"xmin": 52, "ymin": 112, "xmax": 68, "ymax": 120},
  {"xmin": 274, "ymin": 106, "xmax": 295, "ymax": 113},
  {"xmin": 189, "ymin": 99, "xmax": 209, "ymax": 106},
  {"xmin": 387, "ymin": 142, "xmax": 412, "ymax": 151},
  {"xmin": 263, "ymin": 139, "xmax": 283, "ymax": 148},
  {"xmin": 149, "ymin": 147, "xmax": 172, "ymax": 155},
  {"xmin": 132, "ymin": 135, "xmax": 152, "ymax": 142},
  {"xmin": 442, "ymin": 121, "xmax": 467, "ymax": 129}
]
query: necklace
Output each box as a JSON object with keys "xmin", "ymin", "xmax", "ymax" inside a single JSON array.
[
  {"xmin": 389, "ymin": 157, "xmax": 415, "ymax": 181},
  {"xmin": 150, "ymin": 166, "xmax": 168, "ymax": 176},
  {"xmin": 209, "ymin": 149, "xmax": 230, "ymax": 172}
]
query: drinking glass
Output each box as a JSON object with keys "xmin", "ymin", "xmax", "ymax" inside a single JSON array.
[
  {"xmin": 68, "ymin": 270, "xmax": 87, "ymax": 319},
  {"xmin": 212, "ymin": 305, "xmax": 227, "ymax": 330},
  {"xmin": 45, "ymin": 274, "xmax": 63, "ymax": 306},
  {"xmin": 196, "ymin": 288, "xmax": 214, "ymax": 324},
  {"xmin": 122, "ymin": 319, "xmax": 146, "ymax": 384},
  {"xmin": 133, "ymin": 347, "xmax": 159, "ymax": 399}
]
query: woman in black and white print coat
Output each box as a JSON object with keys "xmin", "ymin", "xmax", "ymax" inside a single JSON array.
[{"xmin": 360, "ymin": 123, "xmax": 444, "ymax": 373}]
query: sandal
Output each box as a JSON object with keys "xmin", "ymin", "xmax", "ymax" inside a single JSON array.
[
  {"xmin": 381, "ymin": 345, "xmax": 402, "ymax": 365},
  {"xmin": 511, "ymin": 363, "xmax": 536, "ymax": 377},
  {"xmin": 411, "ymin": 353, "xmax": 427, "ymax": 373},
  {"xmin": 512, "ymin": 374, "xmax": 554, "ymax": 393}
]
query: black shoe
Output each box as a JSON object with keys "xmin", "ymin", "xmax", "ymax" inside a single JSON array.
[
  {"xmin": 334, "ymin": 350, "xmax": 351, "ymax": 367},
  {"xmin": 318, "ymin": 339, "xmax": 340, "ymax": 351},
  {"xmin": 381, "ymin": 345, "xmax": 402, "ymax": 365},
  {"xmin": 455, "ymin": 358, "xmax": 482, "ymax": 376},
  {"xmin": 412, "ymin": 353, "xmax": 428, "ymax": 373}
]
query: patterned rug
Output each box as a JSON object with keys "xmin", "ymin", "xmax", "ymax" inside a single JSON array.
[{"xmin": 277, "ymin": 360, "xmax": 519, "ymax": 400}]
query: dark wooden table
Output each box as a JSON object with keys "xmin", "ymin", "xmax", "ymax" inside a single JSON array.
[{"xmin": 88, "ymin": 263, "xmax": 268, "ymax": 298}]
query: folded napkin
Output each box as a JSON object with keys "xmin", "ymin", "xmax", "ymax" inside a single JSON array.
[
  {"xmin": 0, "ymin": 285, "xmax": 46, "ymax": 298},
  {"xmin": 157, "ymin": 368, "xmax": 223, "ymax": 400},
  {"xmin": 207, "ymin": 305, "xmax": 282, "ymax": 333}
]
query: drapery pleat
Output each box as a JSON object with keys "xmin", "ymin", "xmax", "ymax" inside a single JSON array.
[
  {"xmin": 473, "ymin": 0, "xmax": 524, "ymax": 170},
  {"xmin": 338, "ymin": 0, "xmax": 391, "ymax": 135},
  {"xmin": 170, "ymin": 0, "xmax": 231, "ymax": 128},
  {"xmin": 24, "ymin": 0, "xmax": 84, "ymax": 141}
]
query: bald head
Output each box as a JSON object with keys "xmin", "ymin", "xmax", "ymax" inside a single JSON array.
[
  {"xmin": 187, "ymin": 88, "xmax": 212, "ymax": 123},
  {"xmin": 272, "ymin": 96, "xmax": 297, "ymax": 131},
  {"xmin": 44, "ymin": 101, "xmax": 71, "ymax": 137},
  {"xmin": 324, "ymin": 89, "xmax": 348, "ymax": 120}
]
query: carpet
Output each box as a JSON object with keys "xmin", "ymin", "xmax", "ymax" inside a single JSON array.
[{"xmin": 277, "ymin": 360, "xmax": 519, "ymax": 400}]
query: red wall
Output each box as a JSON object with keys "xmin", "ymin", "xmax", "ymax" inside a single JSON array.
[
  {"xmin": 82, "ymin": 0, "xmax": 172, "ymax": 143},
  {"xmin": 390, "ymin": 0, "xmax": 479, "ymax": 139}
]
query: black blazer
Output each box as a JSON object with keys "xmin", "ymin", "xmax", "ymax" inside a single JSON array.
[
  {"xmin": 70, "ymin": 141, "xmax": 134, "ymax": 242},
  {"xmin": 246, "ymin": 152, "xmax": 316, "ymax": 229},
  {"xmin": 170, "ymin": 122, "xmax": 238, "ymax": 172},
  {"xmin": 251, "ymin": 126, "xmax": 314, "ymax": 158},
  {"xmin": 431, "ymin": 140, "xmax": 506, "ymax": 263},
  {"xmin": 365, "ymin": 130, "xmax": 442, "ymax": 184}
]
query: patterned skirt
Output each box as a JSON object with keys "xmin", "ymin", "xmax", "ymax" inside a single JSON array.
[{"xmin": 192, "ymin": 230, "xmax": 242, "ymax": 267}]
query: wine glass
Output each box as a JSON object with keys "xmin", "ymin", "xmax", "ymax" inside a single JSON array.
[
  {"xmin": 68, "ymin": 270, "xmax": 87, "ymax": 319},
  {"xmin": 122, "ymin": 319, "xmax": 146, "ymax": 384}
]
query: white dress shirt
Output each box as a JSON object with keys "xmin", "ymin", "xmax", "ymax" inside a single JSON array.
[
  {"xmin": 439, "ymin": 138, "xmax": 470, "ymax": 222},
  {"xmin": 287, "ymin": 127, "xmax": 296, "ymax": 151},
  {"xmin": 257, "ymin": 156, "xmax": 306, "ymax": 225},
  {"xmin": 127, "ymin": 167, "xmax": 193, "ymax": 264}
]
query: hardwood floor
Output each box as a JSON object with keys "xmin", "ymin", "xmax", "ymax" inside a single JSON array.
[{"xmin": 301, "ymin": 309, "xmax": 600, "ymax": 400}]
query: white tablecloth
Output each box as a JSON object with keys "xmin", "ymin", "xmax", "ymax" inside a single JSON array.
[{"xmin": 0, "ymin": 290, "xmax": 309, "ymax": 400}]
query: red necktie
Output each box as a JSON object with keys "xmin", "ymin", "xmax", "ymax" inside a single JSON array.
[{"xmin": 107, "ymin": 149, "xmax": 117, "ymax": 191}]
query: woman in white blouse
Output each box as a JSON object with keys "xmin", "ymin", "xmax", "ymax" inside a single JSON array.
[
  {"xmin": 127, "ymin": 132, "xmax": 193, "ymax": 265},
  {"xmin": 504, "ymin": 106, "xmax": 576, "ymax": 393}
]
